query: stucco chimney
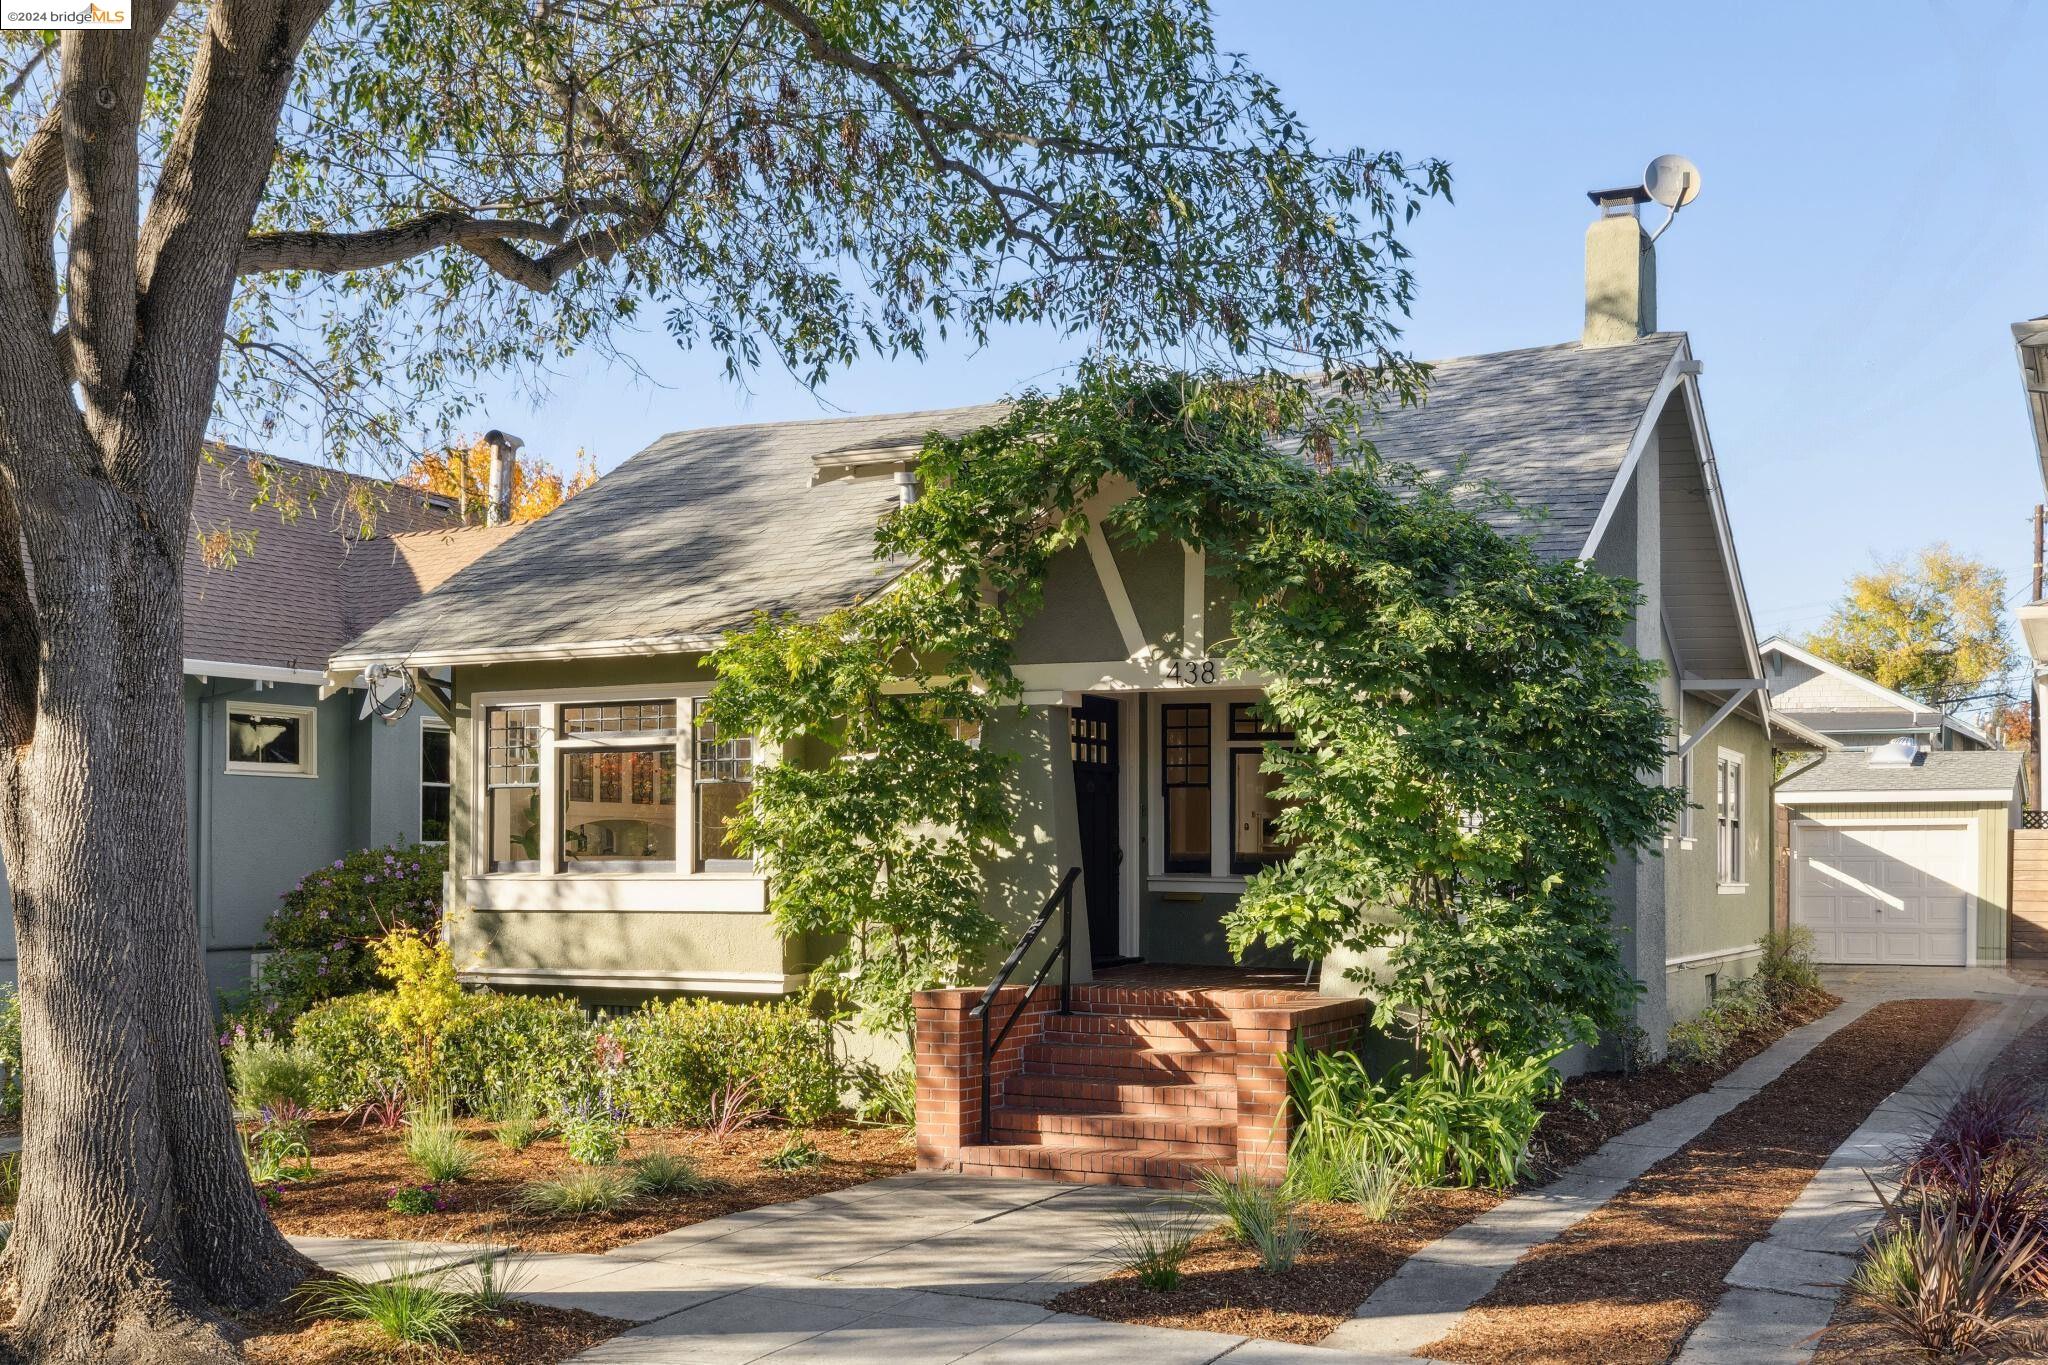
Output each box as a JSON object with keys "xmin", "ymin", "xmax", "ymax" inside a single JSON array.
[
  {"xmin": 482, "ymin": 429, "xmax": 524, "ymax": 526},
  {"xmin": 1583, "ymin": 186, "xmax": 1657, "ymax": 347}
]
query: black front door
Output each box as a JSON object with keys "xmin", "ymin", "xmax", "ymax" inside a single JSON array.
[{"xmin": 1069, "ymin": 696, "xmax": 1124, "ymax": 965}]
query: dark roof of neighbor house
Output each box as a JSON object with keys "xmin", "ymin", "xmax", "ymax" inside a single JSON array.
[
  {"xmin": 333, "ymin": 333, "xmax": 1686, "ymax": 667},
  {"xmin": 1777, "ymin": 748, "xmax": 2024, "ymax": 796},
  {"xmin": 185, "ymin": 447, "xmax": 517, "ymax": 674}
]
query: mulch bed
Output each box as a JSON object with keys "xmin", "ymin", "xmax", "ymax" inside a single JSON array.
[
  {"xmin": 237, "ymin": 1278, "xmax": 622, "ymax": 1364},
  {"xmin": 1427, "ymin": 997, "xmax": 1976, "ymax": 1365},
  {"xmin": 1049, "ymin": 991, "xmax": 1845, "ymax": 1344},
  {"xmin": 265, "ymin": 1116, "xmax": 914, "ymax": 1254}
]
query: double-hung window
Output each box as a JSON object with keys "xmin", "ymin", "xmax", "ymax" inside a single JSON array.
[
  {"xmin": 421, "ymin": 723, "xmax": 451, "ymax": 843},
  {"xmin": 1715, "ymin": 751, "xmax": 1744, "ymax": 886},
  {"xmin": 693, "ymin": 702, "xmax": 755, "ymax": 872},
  {"xmin": 484, "ymin": 706, "xmax": 542, "ymax": 871},
  {"xmin": 559, "ymin": 701, "xmax": 679, "ymax": 872}
]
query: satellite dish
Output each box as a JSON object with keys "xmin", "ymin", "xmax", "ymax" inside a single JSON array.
[
  {"xmin": 1644, "ymin": 155, "xmax": 1701, "ymax": 209},
  {"xmin": 360, "ymin": 662, "xmax": 417, "ymax": 724}
]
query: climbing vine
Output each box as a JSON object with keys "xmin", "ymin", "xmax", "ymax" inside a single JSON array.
[{"xmin": 708, "ymin": 369, "xmax": 1682, "ymax": 1060}]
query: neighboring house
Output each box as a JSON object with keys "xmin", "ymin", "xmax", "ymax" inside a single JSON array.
[
  {"xmin": 330, "ymin": 182, "xmax": 1789, "ymax": 1051},
  {"xmin": 1761, "ymin": 636, "xmax": 1994, "ymax": 752},
  {"xmin": 0, "ymin": 448, "xmax": 518, "ymax": 998}
]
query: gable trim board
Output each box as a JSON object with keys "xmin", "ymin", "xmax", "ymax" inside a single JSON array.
[{"xmin": 1760, "ymin": 636, "xmax": 1992, "ymax": 748}]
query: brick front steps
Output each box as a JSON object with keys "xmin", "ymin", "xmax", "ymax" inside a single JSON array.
[{"xmin": 914, "ymin": 967, "xmax": 1373, "ymax": 1190}]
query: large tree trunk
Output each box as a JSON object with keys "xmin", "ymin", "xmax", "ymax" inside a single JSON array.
[{"xmin": 0, "ymin": 467, "xmax": 310, "ymax": 1362}]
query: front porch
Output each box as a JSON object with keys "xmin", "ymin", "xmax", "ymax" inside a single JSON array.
[{"xmin": 912, "ymin": 963, "xmax": 1373, "ymax": 1189}]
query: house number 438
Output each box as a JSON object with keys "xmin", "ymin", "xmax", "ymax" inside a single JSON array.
[{"xmin": 1166, "ymin": 658, "xmax": 1219, "ymax": 685}]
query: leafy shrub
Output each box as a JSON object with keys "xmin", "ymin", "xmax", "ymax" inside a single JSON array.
[
  {"xmin": 403, "ymin": 1108, "xmax": 479, "ymax": 1183},
  {"xmin": 561, "ymin": 1108, "xmax": 624, "ymax": 1166},
  {"xmin": 1110, "ymin": 1206, "xmax": 1206, "ymax": 1291},
  {"xmin": 292, "ymin": 993, "xmax": 407, "ymax": 1110},
  {"xmin": 761, "ymin": 1132, "xmax": 823, "ymax": 1171},
  {"xmin": 385, "ymin": 1182, "xmax": 451, "ymax": 1216},
  {"xmin": 0, "ymin": 987, "xmax": 20, "ymax": 1119},
  {"xmin": 851, "ymin": 1060, "xmax": 915, "ymax": 1127},
  {"xmin": 293, "ymin": 1260, "xmax": 471, "ymax": 1345},
  {"xmin": 224, "ymin": 1032, "xmax": 321, "ymax": 1113},
  {"xmin": 1286, "ymin": 1045, "xmax": 1556, "ymax": 1190},
  {"xmin": 435, "ymin": 993, "xmax": 592, "ymax": 1116},
  {"xmin": 372, "ymin": 926, "xmax": 464, "ymax": 1094},
  {"xmin": 1755, "ymin": 927, "xmax": 1827, "ymax": 1010},
  {"xmin": 627, "ymin": 1149, "xmax": 722, "ymax": 1197},
  {"xmin": 256, "ymin": 844, "xmax": 445, "ymax": 1025},
  {"xmin": 1667, "ymin": 977, "xmax": 1772, "ymax": 1068},
  {"xmin": 514, "ymin": 1168, "xmax": 637, "ymax": 1216},
  {"xmin": 614, "ymin": 998, "xmax": 841, "ymax": 1127}
]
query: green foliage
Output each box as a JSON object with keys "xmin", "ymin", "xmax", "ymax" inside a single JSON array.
[
  {"xmin": 1756, "ymin": 928, "xmax": 1827, "ymax": 1011},
  {"xmin": 461, "ymin": 1251, "xmax": 529, "ymax": 1312},
  {"xmin": 612, "ymin": 998, "xmax": 841, "ymax": 1127},
  {"xmin": 1804, "ymin": 545, "xmax": 2018, "ymax": 712},
  {"xmin": 514, "ymin": 1168, "xmax": 637, "ymax": 1217},
  {"xmin": 627, "ymin": 1149, "xmax": 722, "ymax": 1198},
  {"xmin": 0, "ymin": 987, "xmax": 19, "ymax": 1120},
  {"xmin": 1197, "ymin": 1170, "xmax": 1306, "ymax": 1270},
  {"xmin": 851, "ymin": 1060, "xmax": 917, "ymax": 1128},
  {"xmin": 716, "ymin": 371, "xmax": 1678, "ymax": 1064},
  {"xmin": 0, "ymin": 1152, "xmax": 20, "ymax": 1206},
  {"xmin": 1849, "ymin": 1191, "xmax": 2040, "ymax": 1358},
  {"xmin": 1667, "ymin": 976, "xmax": 1781, "ymax": 1068},
  {"xmin": 254, "ymin": 845, "xmax": 445, "ymax": 1025},
  {"xmin": 761, "ymin": 1132, "xmax": 823, "ymax": 1171},
  {"xmin": 372, "ymin": 926, "xmax": 465, "ymax": 1094},
  {"xmin": 435, "ymin": 993, "xmax": 593, "ymax": 1116},
  {"xmin": 561, "ymin": 1109, "xmax": 624, "ymax": 1166},
  {"xmin": 293, "ymin": 1260, "xmax": 471, "ymax": 1346},
  {"xmin": 242, "ymin": 1126, "xmax": 314, "ymax": 1187},
  {"xmin": 403, "ymin": 1108, "xmax": 480, "ymax": 1183},
  {"xmin": 224, "ymin": 1032, "xmax": 321, "ymax": 1114},
  {"xmin": 1286, "ymin": 1044, "xmax": 1557, "ymax": 1190},
  {"xmin": 1110, "ymin": 1205, "xmax": 1208, "ymax": 1291},
  {"xmin": 488, "ymin": 1095, "xmax": 548, "ymax": 1153},
  {"xmin": 291, "ymin": 993, "xmax": 408, "ymax": 1110},
  {"xmin": 385, "ymin": 1182, "xmax": 449, "ymax": 1216},
  {"xmin": 1341, "ymin": 1148, "xmax": 1412, "ymax": 1223}
]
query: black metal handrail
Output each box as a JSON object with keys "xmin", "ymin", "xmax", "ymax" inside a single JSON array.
[{"xmin": 969, "ymin": 865, "xmax": 1081, "ymax": 1138}]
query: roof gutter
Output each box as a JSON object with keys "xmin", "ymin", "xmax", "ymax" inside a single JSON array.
[{"xmin": 184, "ymin": 658, "xmax": 330, "ymax": 687}]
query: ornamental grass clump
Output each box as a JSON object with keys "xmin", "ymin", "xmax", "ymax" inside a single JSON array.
[
  {"xmin": 1198, "ymin": 1170, "xmax": 1308, "ymax": 1272},
  {"xmin": 1849, "ymin": 1188, "xmax": 2041, "ymax": 1358},
  {"xmin": 1110, "ymin": 1205, "xmax": 1207, "ymax": 1291},
  {"xmin": 514, "ymin": 1168, "xmax": 637, "ymax": 1217},
  {"xmin": 761, "ymin": 1131, "xmax": 823, "ymax": 1171},
  {"xmin": 403, "ymin": 1107, "xmax": 479, "ymax": 1183},
  {"xmin": 628, "ymin": 1149, "xmax": 722, "ymax": 1198},
  {"xmin": 292, "ymin": 1260, "xmax": 472, "ymax": 1347}
]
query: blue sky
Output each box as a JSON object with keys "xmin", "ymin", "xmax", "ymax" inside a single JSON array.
[{"xmin": 460, "ymin": 2, "xmax": 2048, "ymax": 641}]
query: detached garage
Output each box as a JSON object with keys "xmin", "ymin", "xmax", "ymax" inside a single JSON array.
[{"xmin": 1776, "ymin": 746, "xmax": 2023, "ymax": 967}]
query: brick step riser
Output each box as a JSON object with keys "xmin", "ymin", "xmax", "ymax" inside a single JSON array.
[
  {"xmin": 947, "ymin": 1159, "xmax": 1213, "ymax": 1191},
  {"xmin": 987, "ymin": 1126, "xmax": 1235, "ymax": 1160},
  {"xmin": 1071, "ymin": 1003, "xmax": 1229, "ymax": 1022},
  {"xmin": 1040, "ymin": 1017, "xmax": 1236, "ymax": 1046},
  {"xmin": 1003, "ymin": 1075, "xmax": 1237, "ymax": 1109},
  {"xmin": 991, "ymin": 1109, "xmax": 1238, "ymax": 1146},
  {"xmin": 1019, "ymin": 1061, "xmax": 1234, "ymax": 1088},
  {"xmin": 1020, "ymin": 1047, "xmax": 1238, "ymax": 1080},
  {"xmin": 953, "ymin": 1145, "xmax": 1224, "ymax": 1188},
  {"xmin": 997, "ymin": 1094, "xmax": 1237, "ymax": 1125}
]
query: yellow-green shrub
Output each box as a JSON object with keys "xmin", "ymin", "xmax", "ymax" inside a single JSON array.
[{"xmin": 613, "ymin": 998, "xmax": 840, "ymax": 1126}]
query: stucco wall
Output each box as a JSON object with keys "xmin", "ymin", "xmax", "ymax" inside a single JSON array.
[
  {"xmin": 0, "ymin": 676, "xmax": 433, "ymax": 999},
  {"xmin": 1777, "ymin": 796, "xmax": 2016, "ymax": 965}
]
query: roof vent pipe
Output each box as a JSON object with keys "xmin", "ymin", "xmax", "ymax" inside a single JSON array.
[
  {"xmin": 893, "ymin": 468, "xmax": 919, "ymax": 506},
  {"xmin": 482, "ymin": 429, "xmax": 524, "ymax": 526}
]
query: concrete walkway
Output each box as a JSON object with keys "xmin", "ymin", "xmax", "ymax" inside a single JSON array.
[{"xmin": 1321, "ymin": 965, "xmax": 2043, "ymax": 1361}]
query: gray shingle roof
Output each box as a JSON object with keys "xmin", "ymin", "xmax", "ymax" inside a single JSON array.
[
  {"xmin": 185, "ymin": 448, "xmax": 506, "ymax": 673},
  {"xmin": 333, "ymin": 334, "xmax": 1685, "ymax": 667},
  {"xmin": 1777, "ymin": 749, "xmax": 2024, "ymax": 797}
]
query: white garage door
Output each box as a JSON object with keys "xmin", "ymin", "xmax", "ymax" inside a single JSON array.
[{"xmin": 1791, "ymin": 822, "xmax": 1973, "ymax": 966}]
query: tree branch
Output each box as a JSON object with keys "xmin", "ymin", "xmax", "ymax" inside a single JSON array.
[
  {"xmin": 0, "ymin": 478, "xmax": 37, "ymax": 752},
  {"xmin": 240, "ymin": 211, "xmax": 570, "ymax": 275},
  {"xmin": 6, "ymin": 106, "xmax": 63, "ymax": 326}
]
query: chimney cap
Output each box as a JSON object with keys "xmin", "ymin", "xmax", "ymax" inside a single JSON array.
[
  {"xmin": 1587, "ymin": 185, "xmax": 1651, "ymax": 211},
  {"xmin": 482, "ymin": 429, "xmax": 526, "ymax": 451}
]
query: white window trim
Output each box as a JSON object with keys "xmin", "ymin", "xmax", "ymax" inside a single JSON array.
[
  {"xmin": 471, "ymin": 683, "xmax": 762, "ymax": 883},
  {"xmin": 1715, "ymin": 746, "xmax": 1746, "ymax": 889},
  {"xmin": 1675, "ymin": 736, "xmax": 1694, "ymax": 843},
  {"xmin": 1144, "ymin": 688, "xmax": 1277, "ymax": 887},
  {"xmin": 224, "ymin": 700, "xmax": 317, "ymax": 778},
  {"xmin": 420, "ymin": 718, "xmax": 450, "ymax": 846}
]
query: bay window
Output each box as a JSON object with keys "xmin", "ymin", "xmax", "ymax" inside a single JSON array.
[{"xmin": 476, "ymin": 692, "xmax": 756, "ymax": 877}]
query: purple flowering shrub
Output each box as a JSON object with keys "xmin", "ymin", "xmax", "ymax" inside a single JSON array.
[
  {"xmin": 254, "ymin": 843, "xmax": 446, "ymax": 1024},
  {"xmin": 385, "ymin": 1181, "xmax": 451, "ymax": 1215}
]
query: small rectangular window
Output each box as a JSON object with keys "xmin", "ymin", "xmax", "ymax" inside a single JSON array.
[
  {"xmin": 486, "ymin": 706, "xmax": 541, "ymax": 871},
  {"xmin": 421, "ymin": 725, "xmax": 451, "ymax": 843},
  {"xmin": 1227, "ymin": 702, "xmax": 1293, "ymax": 742},
  {"xmin": 1676, "ymin": 746, "xmax": 1694, "ymax": 841},
  {"xmin": 561, "ymin": 700, "xmax": 677, "ymax": 735},
  {"xmin": 694, "ymin": 704, "xmax": 756, "ymax": 871},
  {"xmin": 226, "ymin": 703, "xmax": 314, "ymax": 776},
  {"xmin": 1162, "ymin": 702, "xmax": 1212, "ymax": 874}
]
